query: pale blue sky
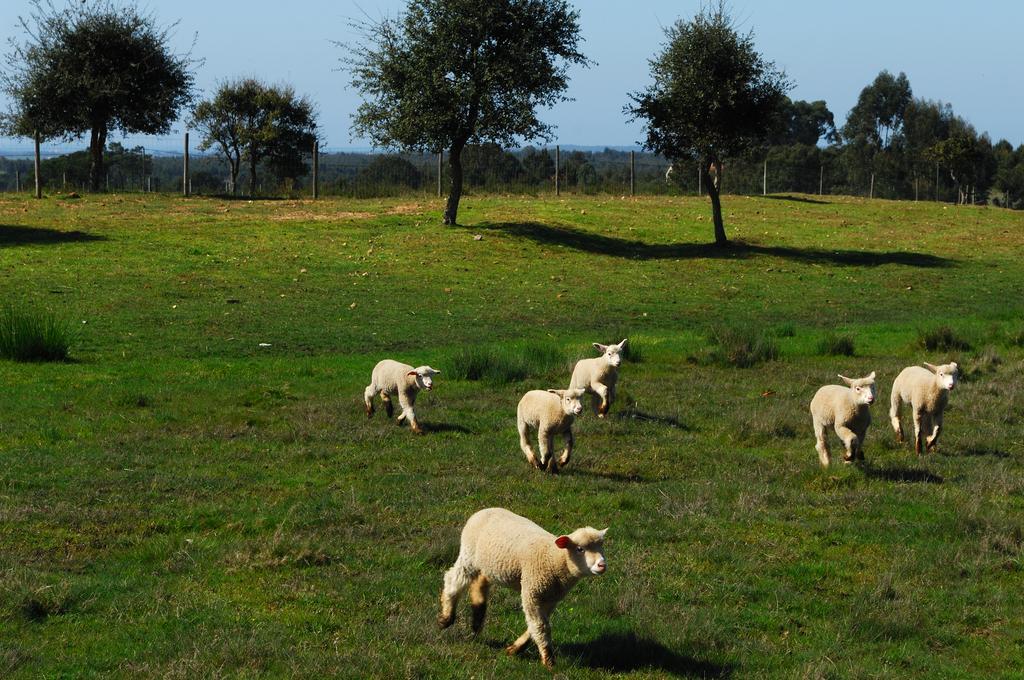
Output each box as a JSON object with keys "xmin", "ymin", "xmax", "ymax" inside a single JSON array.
[{"xmin": 1, "ymin": 0, "xmax": 1021, "ymax": 152}]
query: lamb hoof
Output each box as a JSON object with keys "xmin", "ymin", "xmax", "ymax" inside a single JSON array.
[
  {"xmin": 437, "ymin": 613, "xmax": 455, "ymax": 630},
  {"xmin": 505, "ymin": 644, "xmax": 520, "ymax": 657}
]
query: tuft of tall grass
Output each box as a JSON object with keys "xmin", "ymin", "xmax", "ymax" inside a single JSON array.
[
  {"xmin": 443, "ymin": 340, "xmax": 563, "ymax": 383},
  {"xmin": 919, "ymin": 326, "xmax": 971, "ymax": 352},
  {"xmin": 0, "ymin": 304, "xmax": 75, "ymax": 362},
  {"xmin": 817, "ymin": 331, "xmax": 856, "ymax": 357},
  {"xmin": 691, "ymin": 325, "xmax": 779, "ymax": 368}
]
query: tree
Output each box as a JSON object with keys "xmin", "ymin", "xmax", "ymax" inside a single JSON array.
[
  {"xmin": 191, "ymin": 79, "xmax": 319, "ymax": 196},
  {"xmin": 345, "ymin": 0, "xmax": 588, "ymax": 225},
  {"xmin": 1, "ymin": 0, "xmax": 196, "ymax": 192},
  {"xmin": 843, "ymin": 71, "xmax": 912, "ymax": 150},
  {"xmin": 627, "ymin": 2, "xmax": 790, "ymax": 245},
  {"xmin": 770, "ymin": 98, "xmax": 837, "ymax": 146}
]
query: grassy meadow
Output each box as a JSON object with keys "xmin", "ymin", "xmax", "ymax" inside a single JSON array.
[{"xmin": 1, "ymin": 190, "xmax": 1023, "ymax": 678}]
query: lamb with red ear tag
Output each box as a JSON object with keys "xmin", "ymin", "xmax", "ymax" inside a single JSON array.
[
  {"xmin": 439, "ymin": 508, "xmax": 607, "ymax": 670},
  {"xmin": 363, "ymin": 359, "xmax": 440, "ymax": 434}
]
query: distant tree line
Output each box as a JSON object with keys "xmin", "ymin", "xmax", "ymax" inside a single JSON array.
[{"xmin": 2, "ymin": 0, "xmax": 1023, "ymax": 217}]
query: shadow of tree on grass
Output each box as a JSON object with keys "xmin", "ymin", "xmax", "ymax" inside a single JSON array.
[
  {"xmin": 472, "ymin": 221, "xmax": 954, "ymax": 268},
  {"xmin": 0, "ymin": 224, "xmax": 106, "ymax": 247}
]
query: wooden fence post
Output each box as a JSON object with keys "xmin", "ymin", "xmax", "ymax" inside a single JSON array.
[
  {"xmin": 183, "ymin": 132, "xmax": 190, "ymax": 197},
  {"xmin": 437, "ymin": 151, "xmax": 442, "ymax": 198},
  {"xmin": 819, "ymin": 165, "xmax": 824, "ymax": 195},
  {"xmin": 34, "ymin": 131, "xmax": 42, "ymax": 199},
  {"xmin": 312, "ymin": 140, "xmax": 319, "ymax": 199},
  {"xmin": 555, "ymin": 145, "xmax": 560, "ymax": 196},
  {"xmin": 629, "ymin": 150, "xmax": 635, "ymax": 196}
]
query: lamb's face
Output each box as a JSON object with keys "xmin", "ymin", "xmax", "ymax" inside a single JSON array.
[
  {"xmin": 411, "ymin": 366, "xmax": 440, "ymax": 391},
  {"xmin": 550, "ymin": 388, "xmax": 585, "ymax": 416},
  {"xmin": 839, "ymin": 372, "xmax": 877, "ymax": 406},
  {"xmin": 926, "ymin": 362, "xmax": 960, "ymax": 391},
  {"xmin": 555, "ymin": 527, "xmax": 608, "ymax": 576},
  {"xmin": 593, "ymin": 339, "xmax": 628, "ymax": 368}
]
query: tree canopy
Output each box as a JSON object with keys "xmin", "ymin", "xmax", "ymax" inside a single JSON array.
[
  {"xmin": 345, "ymin": 0, "xmax": 589, "ymax": 224},
  {"xmin": 1, "ymin": 0, "xmax": 197, "ymax": 191},
  {"xmin": 627, "ymin": 2, "xmax": 790, "ymax": 244},
  {"xmin": 191, "ymin": 79, "xmax": 319, "ymax": 196}
]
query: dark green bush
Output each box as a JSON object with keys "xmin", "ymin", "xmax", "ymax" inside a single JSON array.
[{"xmin": 0, "ymin": 304, "xmax": 75, "ymax": 362}]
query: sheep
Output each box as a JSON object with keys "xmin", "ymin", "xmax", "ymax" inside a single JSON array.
[
  {"xmin": 890, "ymin": 361, "xmax": 960, "ymax": 455},
  {"xmin": 516, "ymin": 388, "xmax": 585, "ymax": 473},
  {"xmin": 809, "ymin": 372, "xmax": 877, "ymax": 467},
  {"xmin": 363, "ymin": 359, "xmax": 440, "ymax": 434},
  {"xmin": 569, "ymin": 338, "xmax": 628, "ymax": 418},
  {"xmin": 438, "ymin": 507, "xmax": 607, "ymax": 670}
]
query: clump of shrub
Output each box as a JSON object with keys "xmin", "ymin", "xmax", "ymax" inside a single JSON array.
[
  {"xmin": 773, "ymin": 322, "xmax": 796, "ymax": 338},
  {"xmin": 919, "ymin": 326, "xmax": 971, "ymax": 352},
  {"xmin": 691, "ymin": 325, "xmax": 779, "ymax": 368},
  {"xmin": 444, "ymin": 340, "xmax": 562, "ymax": 383},
  {"xmin": 0, "ymin": 304, "xmax": 75, "ymax": 362},
  {"xmin": 817, "ymin": 331, "xmax": 856, "ymax": 357}
]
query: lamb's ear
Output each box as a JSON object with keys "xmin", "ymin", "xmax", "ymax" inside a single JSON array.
[
  {"xmin": 547, "ymin": 389, "xmax": 564, "ymax": 396},
  {"xmin": 618, "ymin": 338, "xmax": 628, "ymax": 350},
  {"xmin": 867, "ymin": 371, "xmax": 876, "ymax": 380},
  {"xmin": 407, "ymin": 370, "xmax": 418, "ymax": 377},
  {"xmin": 837, "ymin": 374, "xmax": 853, "ymax": 386},
  {"xmin": 554, "ymin": 535, "xmax": 573, "ymax": 550},
  {"xmin": 599, "ymin": 528, "xmax": 608, "ymax": 539},
  {"xmin": 593, "ymin": 343, "xmax": 607, "ymax": 352},
  {"xmin": 950, "ymin": 362, "xmax": 959, "ymax": 371},
  {"xmin": 923, "ymin": 362, "xmax": 938, "ymax": 372},
  {"xmin": 429, "ymin": 368, "xmax": 440, "ymax": 375},
  {"xmin": 570, "ymin": 388, "xmax": 586, "ymax": 398}
]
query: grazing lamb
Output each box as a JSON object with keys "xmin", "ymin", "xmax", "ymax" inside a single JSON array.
[
  {"xmin": 809, "ymin": 372, "xmax": 877, "ymax": 467},
  {"xmin": 890, "ymin": 361, "xmax": 960, "ymax": 455},
  {"xmin": 516, "ymin": 389, "xmax": 584, "ymax": 473},
  {"xmin": 438, "ymin": 507, "xmax": 607, "ymax": 670},
  {"xmin": 569, "ymin": 338, "xmax": 628, "ymax": 417},
  {"xmin": 363, "ymin": 360, "xmax": 440, "ymax": 434}
]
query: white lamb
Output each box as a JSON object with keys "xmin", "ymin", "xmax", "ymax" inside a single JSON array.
[
  {"xmin": 363, "ymin": 359, "xmax": 440, "ymax": 434},
  {"xmin": 809, "ymin": 372, "xmax": 877, "ymax": 467},
  {"xmin": 569, "ymin": 338, "xmax": 628, "ymax": 417},
  {"xmin": 516, "ymin": 388, "xmax": 584, "ymax": 473},
  {"xmin": 438, "ymin": 507, "xmax": 607, "ymax": 670},
  {"xmin": 889, "ymin": 361, "xmax": 960, "ymax": 455}
]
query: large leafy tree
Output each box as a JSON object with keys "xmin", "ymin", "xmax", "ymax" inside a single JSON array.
[
  {"xmin": 770, "ymin": 98, "xmax": 837, "ymax": 146},
  {"xmin": 191, "ymin": 79, "xmax": 319, "ymax": 196},
  {"xmin": 345, "ymin": 0, "xmax": 588, "ymax": 225},
  {"xmin": 627, "ymin": 2, "xmax": 790, "ymax": 245},
  {"xmin": 843, "ymin": 71, "xmax": 912, "ymax": 150},
  {"xmin": 1, "ymin": 0, "xmax": 197, "ymax": 192}
]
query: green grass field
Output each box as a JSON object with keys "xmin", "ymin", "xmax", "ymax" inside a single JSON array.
[{"xmin": 1, "ymin": 191, "xmax": 1023, "ymax": 678}]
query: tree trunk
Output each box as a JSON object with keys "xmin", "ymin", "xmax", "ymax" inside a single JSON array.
[
  {"xmin": 230, "ymin": 153, "xmax": 240, "ymax": 196},
  {"xmin": 88, "ymin": 125, "xmax": 108, "ymax": 192},
  {"xmin": 704, "ymin": 158, "xmax": 728, "ymax": 246},
  {"xmin": 248, "ymin": 154, "xmax": 257, "ymax": 197},
  {"xmin": 443, "ymin": 141, "xmax": 466, "ymax": 225}
]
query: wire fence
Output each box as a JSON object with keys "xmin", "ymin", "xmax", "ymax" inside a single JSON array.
[{"xmin": 0, "ymin": 137, "xmax": 1006, "ymax": 207}]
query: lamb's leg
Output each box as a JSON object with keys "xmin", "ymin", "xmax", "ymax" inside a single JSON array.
[
  {"xmin": 381, "ymin": 392, "xmax": 394, "ymax": 418},
  {"xmin": 913, "ymin": 409, "xmax": 925, "ymax": 456},
  {"xmin": 854, "ymin": 424, "xmax": 868, "ymax": 461},
  {"xmin": 926, "ymin": 412, "xmax": 943, "ymax": 452},
  {"xmin": 558, "ymin": 429, "xmax": 573, "ymax": 467},
  {"xmin": 835, "ymin": 424, "xmax": 859, "ymax": 463},
  {"xmin": 398, "ymin": 391, "xmax": 423, "ymax": 434},
  {"xmin": 505, "ymin": 629, "xmax": 532, "ymax": 656},
  {"xmin": 813, "ymin": 419, "xmax": 830, "ymax": 467},
  {"xmin": 438, "ymin": 558, "xmax": 475, "ymax": 629},
  {"xmin": 363, "ymin": 384, "xmax": 377, "ymax": 418},
  {"xmin": 890, "ymin": 390, "xmax": 904, "ymax": 442},
  {"xmin": 540, "ymin": 428, "xmax": 558, "ymax": 474},
  {"xmin": 469, "ymin": 574, "xmax": 490, "ymax": 634},
  {"xmin": 518, "ymin": 418, "xmax": 540, "ymax": 468},
  {"xmin": 594, "ymin": 383, "xmax": 610, "ymax": 418},
  {"xmin": 523, "ymin": 599, "xmax": 556, "ymax": 669}
]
